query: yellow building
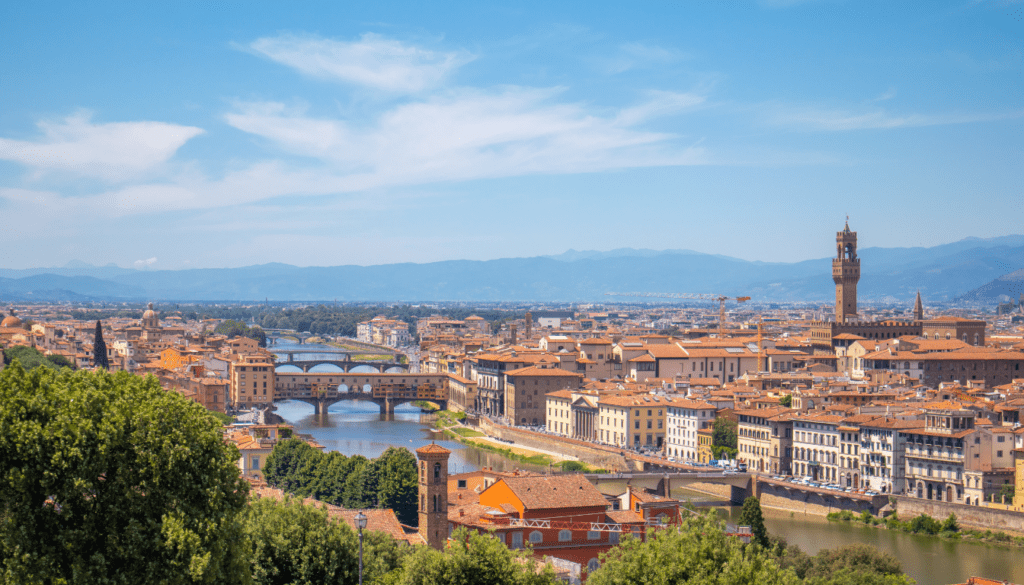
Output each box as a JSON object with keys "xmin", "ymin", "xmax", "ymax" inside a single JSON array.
[
  {"xmin": 698, "ymin": 428, "xmax": 714, "ymax": 463},
  {"xmin": 598, "ymin": 394, "xmax": 669, "ymax": 450}
]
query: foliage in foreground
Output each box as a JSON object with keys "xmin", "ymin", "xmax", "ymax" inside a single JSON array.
[
  {"xmin": 263, "ymin": 439, "xmax": 418, "ymax": 525},
  {"xmin": 1, "ymin": 346, "xmax": 74, "ymax": 370},
  {"xmin": 587, "ymin": 510, "xmax": 914, "ymax": 585},
  {"xmin": 386, "ymin": 527, "xmax": 557, "ymax": 585},
  {"xmin": 0, "ymin": 363, "xmax": 250, "ymax": 585},
  {"xmin": 587, "ymin": 510, "xmax": 798, "ymax": 585},
  {"xmin": 244, "ymin": 497, "xmax": 408, "ymax": 585}
]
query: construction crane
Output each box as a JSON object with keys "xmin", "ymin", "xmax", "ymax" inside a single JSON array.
[{"xmin": 605, "ymin": 292, "xmax": 752, "ymax": 336}]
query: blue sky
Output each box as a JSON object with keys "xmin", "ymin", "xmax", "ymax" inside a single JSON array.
[{"xmin": 0, "ymin": 0, "xmax": 1021, "ymax": 270}]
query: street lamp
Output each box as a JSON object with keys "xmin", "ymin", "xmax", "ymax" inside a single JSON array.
[{"xmin": 354, "ymin": 511, "xmax": 367, "ymax": 585}]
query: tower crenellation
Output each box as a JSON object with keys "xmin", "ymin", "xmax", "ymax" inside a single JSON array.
[{"xmin": 832, "ymin": 220, "xmax": 860, "ymax": 323}]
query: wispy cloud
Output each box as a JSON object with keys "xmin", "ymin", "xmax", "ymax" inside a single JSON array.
[
  {"xmin": 0, "ymin": 112, "xmax": 203, "ymax": 181},
  {"xmin": 604, "ymin": 42, "xmax": 688, "ymax": 74},
  {"xmin": 249, "ymin": 33, "xmax": 474, "ymax": 93},
  {"xmin": 224, "ymin": 87, "xmax": 707, "ymax": 189},
  {"xmin": 134, "ymin": 257, "xmax": 157, "ymax": 267},
  {"xmin": 870, "ymin": 87, "xmax": 897, "ymax": 102},
  {"xmin": 764, "ymin": 104, "xmax": 1023, "ymax": 131}
]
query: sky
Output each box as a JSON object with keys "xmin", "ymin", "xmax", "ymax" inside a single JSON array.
[{"xmin": 0, "ymin": 0, "xmax": 1021, "ymax": 270}]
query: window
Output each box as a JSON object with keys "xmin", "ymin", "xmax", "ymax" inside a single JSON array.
[
  {"xmin": 558, "ymin": 530, "xmax": 572, "ymax": 542},
  {"xmin": 511, "ymin": 532, "xmax": 523, "ymax": 549},
  {"xmin": 587, "ymin": 559, "xmax": 601, "ymax": 573},
  {"xmin": 587, "ymin": 530, "xmax": 601, "ymax": 540},
  {"xmin": 457, "ymin": 479, "xmax": 467, "ymax": 489},
  {"xmin": 529, "ymin": 531, "xmax": 543, "ymax": 543}
]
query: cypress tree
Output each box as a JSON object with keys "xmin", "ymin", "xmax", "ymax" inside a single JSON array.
[
  {"xmin": 93, "ymin": 320, "xmax": 109, "ymax": 369},
  {"xmin": 738, "ymin": 496, "xmax": 769, "ymax": 548}
]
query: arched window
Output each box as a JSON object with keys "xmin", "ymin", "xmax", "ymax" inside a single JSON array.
[
  {"xmin": 587, "ymin": 558, "xmax": 601, "ymax": 573},
  {"xmin": 529, "ymin": 531, "xmax": 543, "ymax": 543},
  {"xmin": 434, "ymin": 462, "xmax": 441, "ymax": 480},
  {"xmin": 432, "ymin": 494, "xmax": 437, "ymax": 512},
  {"xmin": 559, "ymin": 529, "xmax": 572, "ymax": 542}
]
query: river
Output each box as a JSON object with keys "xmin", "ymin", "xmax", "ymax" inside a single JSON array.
[{"xmin": 269, "ymin": 342, "xmax": 1023, "ymax": 584}]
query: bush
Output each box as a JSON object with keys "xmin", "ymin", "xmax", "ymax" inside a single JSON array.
[
  {"xmin": 906, "ymin": 514, "xmax": 942, "ymax": 535},
  {"xmin": 560, "ymin": 461, "xmax": 587, "ymax": 472},
  {"xmin": 940, "ymin": 513, "xmax": 959, "ymax": 533}
]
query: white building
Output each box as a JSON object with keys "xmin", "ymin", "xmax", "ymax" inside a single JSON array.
[
  {"xmin": 665, "ymin": 398, "xmax": 716, "ymax": 461},
  {"xmin": 792, "ymin": 413, "xmax": 843, "ymax": 483}
]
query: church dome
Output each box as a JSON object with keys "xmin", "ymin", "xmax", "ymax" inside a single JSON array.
[
  {"xmin": 1, "ymin": 315, "xmax": 23, "ymax": 328},
  {"xmin": 142, "ymin": 302, "xmax": 157, "ymax": 319}
]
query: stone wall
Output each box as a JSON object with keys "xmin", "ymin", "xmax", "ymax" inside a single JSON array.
[
  {"xmin": 478, "ymin": 419, "xmax": 630, "ymax": 471},
  {"xmin": 895, "ymin": 495, "xmax": 1024, "ymax": 533},
  {"xmin": 755, "ymin": 482, "xmax": 880, "ymax": 516}
]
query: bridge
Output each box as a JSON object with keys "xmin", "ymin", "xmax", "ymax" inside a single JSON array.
[
  {"xmin": 265, "ymin": 329, "xmax": 317, "ymax": 345},
  {"xmin": 271, "ymin": 349, "xmax": 406, "ymax": 373},
  {"xmin": 585, "ymin": 471, "xmax": 754, "ymax": 504},
  {"xmin": 274, "ymin": 372, "xmax": 448, "ymax": 417}
]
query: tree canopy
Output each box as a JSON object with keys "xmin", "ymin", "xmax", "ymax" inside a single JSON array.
[
  {"xmin": 390, "ymin": 527, "xmax": 556, "ymax": 585},
  {"xmin": 0, "ymin": 363, "xmax": 250, "ymax": 584},
  {"xmin": 263, "ymin": 440, "xmax": 419, "ymax": 525},
  {"xmin": 587, "ymin": 510, "xmax": 799, "ymax": 585},
  {"xmin": 243, "ymin": 497, "xmax": 408, "ymax": 585},
  {"xmin": 1, "ymin": 346, "xmax": 75, "ymax": 371},
  {"xmin": 712, "ymin": 417, "xmax": 738, "ymax": 459}
]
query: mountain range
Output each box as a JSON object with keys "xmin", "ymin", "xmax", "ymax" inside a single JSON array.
[{"xmin": 3, "ymin": 235, "xmax": 1024, "ymax": 303}]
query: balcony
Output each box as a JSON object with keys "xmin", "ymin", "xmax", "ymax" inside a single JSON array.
[{"xmin": 905, "ymin": 446, "xmax": 963, "ymax": 462}]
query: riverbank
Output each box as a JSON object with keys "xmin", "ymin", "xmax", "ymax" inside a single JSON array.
[
  {"xmin": 433, "ymin": 410, "xmax": 609, "ymax": 472},
  {"xmin": 828, "ymin": 509, "xmax": 1024, "ymax": 547}
]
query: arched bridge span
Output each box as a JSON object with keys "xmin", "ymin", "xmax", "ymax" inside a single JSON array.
[{"xmin": 275, "ymin": 372, "xmax": 447, "ymax": 418}]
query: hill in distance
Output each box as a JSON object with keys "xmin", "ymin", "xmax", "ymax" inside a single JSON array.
[{"xmin": 2, "ymin": 235, "xmax": 1024, "ymax": 303}]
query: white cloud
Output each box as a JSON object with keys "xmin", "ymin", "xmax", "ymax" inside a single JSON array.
[
  {"xmin": 249, "ymin": 33, "xmax": 474, "ymax": 93},
  {"xmin": 0, "ymin": 112, "xmax": 203, "ymax": 181},
  {"xmin": 224, "ymin": 87, "xmax": 707, "ymax": 189},
  {"xmin": 605, "ymin": 42, "xmax": 687, "ymax": 74},
  {"xmin": 134, "ymin": 257, "xmax": 157, "ymax": 267},
  {"xmin": 870, "ymin": 87, "xmax": 897, "ymax": 102},
  {"xmin": 764, "ymin": 105, "xmax": 1023, "ymax": 131}
]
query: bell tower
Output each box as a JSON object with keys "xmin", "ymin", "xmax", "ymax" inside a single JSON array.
[
  {"xmin": 833, "ymin": 219, "xmax": 860, "ymax": 323},
  {"xmin": 416, "ymin": 443, "xmax": 451, "ymax": 550}
]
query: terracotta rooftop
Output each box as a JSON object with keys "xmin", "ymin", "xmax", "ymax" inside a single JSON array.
[
  {"xmin": 416, "ymin": 443, "xmax": 452, "ymax": 455},
  {"xmin": 498, "ymin": 474, "xmax": 609, "ymax": 510}
]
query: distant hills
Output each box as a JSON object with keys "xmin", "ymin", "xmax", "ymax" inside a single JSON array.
[{"xmin": 2, "ymin": 235, "xmax": 1024, "ymax": 303}]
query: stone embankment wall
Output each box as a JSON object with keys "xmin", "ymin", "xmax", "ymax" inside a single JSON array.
[
  {"xmin": 478, "ymin": 419, "xmax": 630, "ymax": 471},
  {"xmin": 894, "ymin": 496, "xmax": 1024, "ymax": 534},
  {"xmin": 756, "ymin": 481, "xmax": 882, "ymax": 516}
]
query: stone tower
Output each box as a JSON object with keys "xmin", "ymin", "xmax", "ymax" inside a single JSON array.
[
  {"xmin": 416, "ymin": 443, "xmax": 451, "ymax": 550},
  {"xmin": 832, "ymin": 220, "xmax": 860, "ymax": 323},
  {"xmin": 913, "ymin": 291, "xmax": 923, "ymax": 321}
]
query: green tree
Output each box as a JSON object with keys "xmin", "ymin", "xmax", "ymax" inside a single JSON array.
[
  {"xmin": 375, "ymin": 447, "xmax": 418, "ymax": 525},
  {"xmin": 249, "ymin": 326, "xmax": 268, "ymax": 348},
  {"xmin": 2, "ymin": 345, "xmax": 74, "ymax": 371},
  {"xmin": 780, "ymin": 395, "xmax": 793, "ymax": 407},
  {"xmin": 390, "ymin": 527, "xmax": 556, "ymax": 585},
  {"xmin": 264, "ymin": 438, "xmax": 322, "ymax": 493},
  {"xmin": 800, "ymin": 544, "xmax": 911, "ymax": 585},
  {"xmin": 998, "ymin": 482, "xmax": 1015, "ymax": 502},
  {"xmin": 587, "ymin": 510, "xmax": 799, "ymax": 585},
  {"xmin": 244, "ymin": 497, "xmax": 358, "ymax": 585},
  {"xmin": 0, "ymin": 363, "xmax": 250, "ymax": 585},
  {"xmin": 711, "ymin": 417, "xmax": 738, "ymax": 459},
  {"xmin": 940, "ymin": 513, "xmax": 959, "ymax": 533},
  {"xmin": 738, "ymin": 496, "xmax": 769, "ymax": 548},
  {"xmin": 93, "ymin": 319, "xmax": 109, "ymax": 369}
]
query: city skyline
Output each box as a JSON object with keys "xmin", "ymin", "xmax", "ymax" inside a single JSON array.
[{"xmin": 1, "ymin": 1, "xmax": 1021, "ymax": 270}]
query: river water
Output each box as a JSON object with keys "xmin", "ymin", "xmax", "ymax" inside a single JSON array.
[{"xmin": 270, "ymin": 341, "xmax": 1024, "ymax": 584}]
